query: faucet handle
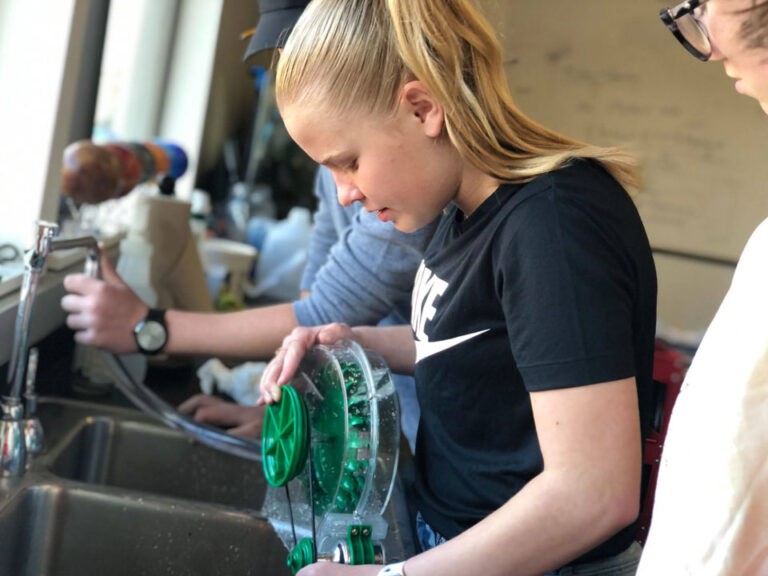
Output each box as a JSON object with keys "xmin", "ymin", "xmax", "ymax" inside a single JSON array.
[
  {"xmin": 24, "ymin": 221, "xmax": 59, "ymax": 270},
  {"xmin": 34, "ymin": 220, "xmax": 59, "ymax": 234},
  {"xmin": 33, "ymin": 220, "xmax": 59, "ymax": 250}
]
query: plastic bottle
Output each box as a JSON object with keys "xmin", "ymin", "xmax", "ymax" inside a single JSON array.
[
  {"xmin": 246, "ymin": 183, "xmax": 277, "ymax": 252},
  {"xmin": 248, "ymin": 207, "xmax": 313, "ymax": 301},
  {"xmin": 226, "ymin": 182, "xmax": 251, "ymax": 243}
]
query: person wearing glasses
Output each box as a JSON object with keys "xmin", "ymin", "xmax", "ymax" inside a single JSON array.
[
  {"xmin": 660, "ymin": 0, "xmax": 768, "ymax": 110},
  {"xmin": 638, "ymin": 2, "xmax": 768, "ymax": 574}
]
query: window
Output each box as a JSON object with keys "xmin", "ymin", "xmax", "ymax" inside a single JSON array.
[
  {"xmin": 0, "ymin": 0, "xmax": 85, "ymax": 252},
  {"xmin": 0, "ymin": 0, "xmax": 252, "ymax": 297},
  {"xmin": 92, "ymin": 0, "xmax": 179, "ymax": 141}
]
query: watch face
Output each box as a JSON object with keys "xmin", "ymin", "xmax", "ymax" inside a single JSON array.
[{"xmin": 136, "ymin": 320, "xmax": 167, "ymax": 353}]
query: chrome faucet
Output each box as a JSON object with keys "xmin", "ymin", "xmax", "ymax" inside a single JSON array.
[
  {"xmin": 23, "ymin": 347, "xmax": 44, "ymax": 455},
  {"xmin": 2, "ymin": 221, "xmax": 261, "ymax": 476},
  {"xmin": 0, "ymin": 221, "xmax": 100, "ymax": 476}
]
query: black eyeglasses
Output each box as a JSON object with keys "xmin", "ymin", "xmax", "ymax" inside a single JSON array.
[{"xmin": 660, "ymin": 0, "xmax": 712, "ymax": 61}]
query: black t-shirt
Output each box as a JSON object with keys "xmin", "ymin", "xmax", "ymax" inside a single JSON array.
[{"xmin": 409, "ymin": 159, "xmax": 657, "ymax": 562}]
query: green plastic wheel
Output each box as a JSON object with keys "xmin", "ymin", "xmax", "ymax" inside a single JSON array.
[
  {"xmin": 309, "ymin": 359, "xmax": 371, "ymax": 515},
  {"xmin": 286, "ymin": 538, "xmax": 316, "ymax": 575},
  {"xmin": 262, "ymin": 386, "xmax": 309, "ymax": 487}
]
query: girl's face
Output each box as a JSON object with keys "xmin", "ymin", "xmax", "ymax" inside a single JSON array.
[
  {"xmin": 281, "ymin": 83, "xmax": 465, "ymax": 233},
  {"xmin": 704, "ymin": 0, "xmax": 768, "ymax": 113}
]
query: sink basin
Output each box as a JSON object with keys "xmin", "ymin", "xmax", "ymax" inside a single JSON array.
[
  {"xmin": 0, "ymin": 484, "xmax": 291, "ymax": 576},
  {"xmin": 47, "ymin": 416, "xmax": 265, "ymax": 509},
  {"xmin": 0, "ymin": 397, "xmax": 408, "ymax": 573}
]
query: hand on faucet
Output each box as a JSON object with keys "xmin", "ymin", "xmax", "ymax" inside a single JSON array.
[{"xmin": 61, "ymin": 249, "xmax": 148, "ymax": 354}]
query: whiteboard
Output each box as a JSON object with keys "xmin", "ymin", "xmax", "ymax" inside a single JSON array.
[
  {"xmin": 477, "ymin": 0, "xmax": 768, "ymax": 333},
  {"xmin": 479, "ymin": 0, "xmax": 768, "ymax": 262}
]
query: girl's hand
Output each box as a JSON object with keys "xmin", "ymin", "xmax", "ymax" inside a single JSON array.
[
  {"xmin": 61, "ymin": 249, "xmax": 148, "ymax": 354},
  {"xmin": 297, "ymin": 564, "xmax": 381, "ymax": 576},
  {"xmin": 258, "ymin": 323, "xmax": 354, "ymax": 405},
  {"xmin": 178, "ymin": 394, "xmax": 265, "ymax": 438}
]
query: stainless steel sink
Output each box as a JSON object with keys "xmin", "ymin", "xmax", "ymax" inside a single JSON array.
[
  {"xmin": 47, "ymin": 416, "xmax": 265, "ymax": 509},
  {"xmin": 0, "ymin": 483, "xmax": 290, "ymax": 576},
  {"xmin": 0, "ymin": 397, "xmax": 409, "ymax": 574},
  {"xmin": 0, "ymin": 397, "xmax": 291, "ymax": 576}
]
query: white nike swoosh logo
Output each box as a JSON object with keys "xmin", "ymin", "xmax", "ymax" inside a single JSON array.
[{"xmin": 414, "ymin": 329, "xmax": 490, "ymax": 363}]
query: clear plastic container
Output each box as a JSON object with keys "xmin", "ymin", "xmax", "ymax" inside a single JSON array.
[
  {"xmin": 262, "ymin": 339, "xmax": 400, "ymax": 557},
  {"xmin": 250, "ymin": 206, "xmax": 312, "ymax": 301}
]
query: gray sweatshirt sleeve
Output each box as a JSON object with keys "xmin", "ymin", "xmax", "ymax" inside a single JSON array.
[
  {"xmin": 293, "ymin": 168, "xmax": 434, "ymax": 327},
  {"xmin": 299, "ymin": 167, "xmax": 354, "ymax": 292}
]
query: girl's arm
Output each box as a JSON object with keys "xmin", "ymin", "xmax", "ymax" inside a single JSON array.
[
  {"xmin": 351, "ymin": 325, "xmax": 416, "ymax": 375},
  {"xmin": 401, "ymin": 376, "xmax": 641, "ymax": 576},
  {"xmin": 163, "ymin": 304, "xmax": 298, "ymax": 357},
  {"xmin": 62, "ymin": 248, "xmax": 302, "ymax": 358}
]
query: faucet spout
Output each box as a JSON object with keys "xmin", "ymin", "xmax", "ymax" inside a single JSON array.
[
  {"xmin": 2, "ymin": 221, "xmax": 101, "ymax": 476},
  {"xmin": 6, "ymin": 221, "xmax": 59, "ymax": 400}
]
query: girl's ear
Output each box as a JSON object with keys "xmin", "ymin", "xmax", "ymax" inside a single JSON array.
[{"xmin": 401, "ymin": 80, "xmax": 445, "ymax": 138}]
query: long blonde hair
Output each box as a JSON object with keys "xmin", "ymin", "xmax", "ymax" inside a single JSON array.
[{"xmin": 276, "ymin": 0, "xmax": 639, "ymax": 192}]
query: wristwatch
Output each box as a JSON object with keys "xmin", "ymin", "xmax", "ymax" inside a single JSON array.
[
  {"xmin": 133, "ymin": 308, "xmax": 168, "ymax": 355},
  {"xmin": 378, "ymin": 562, "xmax": 407, "ymax": 576}
]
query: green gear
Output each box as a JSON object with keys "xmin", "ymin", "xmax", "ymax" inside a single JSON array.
[
  {"xmin": 286, "ymin": 538, "xmax": 315, "ymax": 575},
  {"xmin": 309, "ymin": 359, "xmax": 371, "ymax": 514},
  {"xmin": 307, "ymin": 364, "xmax": 345, "ymax": 513},
  {"xmin": 263, "ymin": 356, "xmax": 374, "ymax": 514},
  {"xmin": 262, "ymin": 386, "xmax": 309, "ymax": 487}
]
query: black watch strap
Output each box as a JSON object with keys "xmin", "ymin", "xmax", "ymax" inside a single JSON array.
[
  {"xmin": 145, "ymin": 308, "xmax": 166, "ymax": 324},
  {"xmin": 133, "ymin": 308, "xmax": 168, "ymax": 355}
]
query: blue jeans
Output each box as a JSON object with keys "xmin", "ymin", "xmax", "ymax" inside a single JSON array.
[
  {"xmin": 391, "ymin": 372, "xmax": 419, "ymax": 454},
  {"xmin": 416, "ymin": 512, "xmax": 641, "ymax": 575},
  {"xmin": 415, "ymin": 512, "xmax": 448, "ymax": 551}
]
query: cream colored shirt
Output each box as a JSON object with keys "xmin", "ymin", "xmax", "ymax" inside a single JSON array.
[{"xmin": 638, "ymin": 219, "xmax": 768, "ymax": 575}]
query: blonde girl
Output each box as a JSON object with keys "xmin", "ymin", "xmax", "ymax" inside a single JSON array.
[{"xmin": 261, "ymin": 1, "xmax": 657, "ymax": 575}]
